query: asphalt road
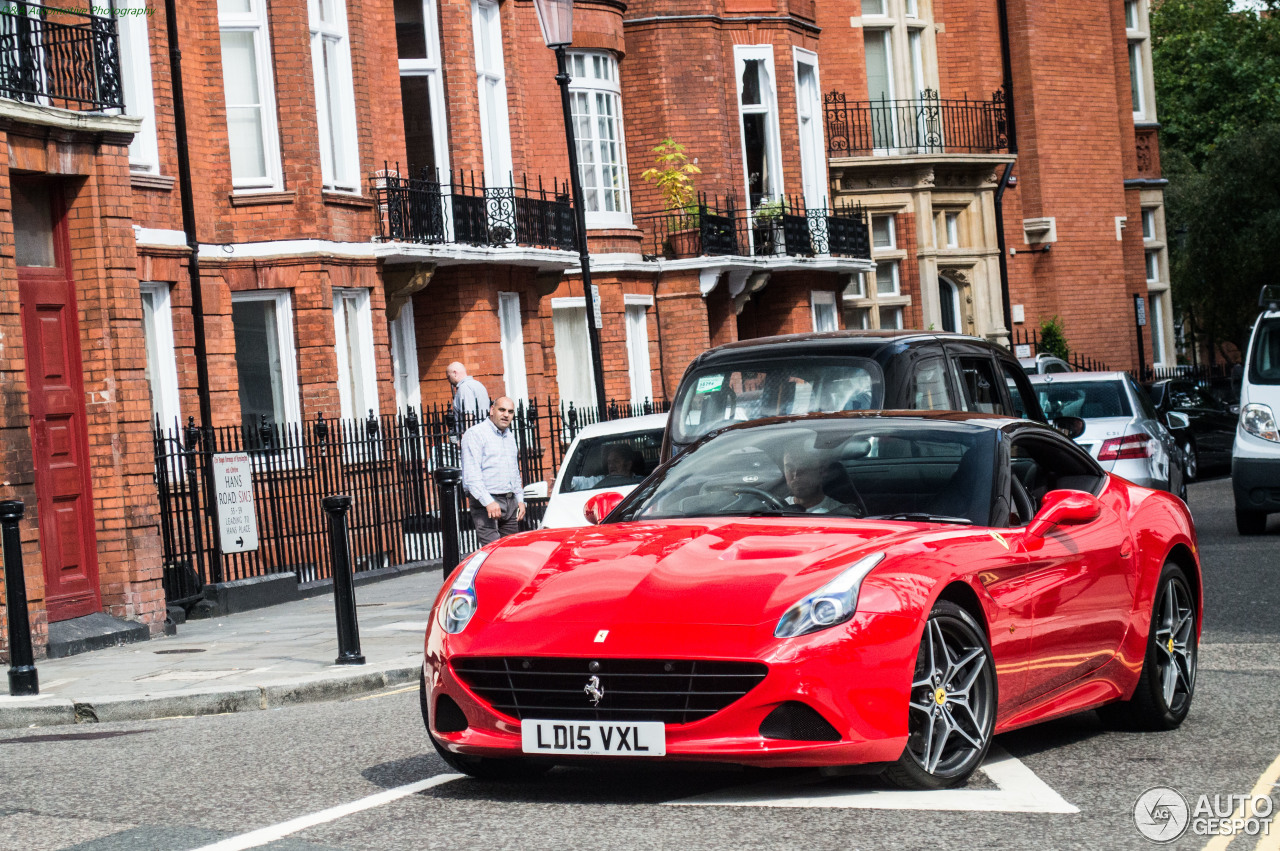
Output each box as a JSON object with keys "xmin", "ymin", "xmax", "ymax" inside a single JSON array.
[{"xmin": 3, "ymin": 476, "xmax": 1277, "ymax": 851}]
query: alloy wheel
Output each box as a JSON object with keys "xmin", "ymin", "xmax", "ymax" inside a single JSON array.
[
  {"xmin": 1153, "ymin": 575, "xmax": 1196, "ymax": 715},
  {"xmin": 905, "ymin": 613, "xmax": 995, "ymax": 777},
  {"xmin": 1182, "ymin": 441, "xmax": 1197, "ymax": 481}
]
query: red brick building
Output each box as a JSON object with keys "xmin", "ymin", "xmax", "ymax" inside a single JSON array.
[{"xmin": 0, "ymin": 0, "xmax": 1164, "ymax": 658}]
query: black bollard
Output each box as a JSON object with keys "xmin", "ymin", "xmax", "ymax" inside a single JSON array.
[
  {"xmin": 433, "ymin": 467, "xmax": 462, "ymax": 577},
  {"xmin": 1, "ymin": 501, "xmax": 38, "ymax": 696},
  {"xmin": 322, "ymin": 495, "xmax": 365, "ymax": 666}
]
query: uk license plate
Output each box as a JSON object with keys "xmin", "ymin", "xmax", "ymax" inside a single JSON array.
[{"xmin": 520, "ymin": 720, "xmax": 666, "ymax": 756}]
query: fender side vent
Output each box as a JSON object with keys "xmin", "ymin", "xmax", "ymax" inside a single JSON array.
[
  {"xmin": 759, "ymin": 702, "xmax": 841, "ymax": 742},
  {"xmin": 434, "ymin": 694, "xmax": 469, "ymax": 733}
]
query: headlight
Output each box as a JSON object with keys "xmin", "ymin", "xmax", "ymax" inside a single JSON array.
[
  {"xmin": 439, "ymin": 551, "xmax": 489, "ymax": 634},
  {"xmin": 1242, "ymin": 404, "xmax": 1280, "ymax": 442},
  {"xmin": 775, "ymin": 553, "xmax": 885, "ymax": 638}
]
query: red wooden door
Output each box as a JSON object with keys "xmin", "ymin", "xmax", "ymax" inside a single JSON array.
[{"xmin": 16, "ymin": 182, "xmax": 101, "ymax": 621}]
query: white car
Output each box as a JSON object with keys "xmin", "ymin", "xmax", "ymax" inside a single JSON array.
[
  {"xmin": 540, "ymin": 414, "xmax": 667, "ymax": 528},
  {"xmin": 1030, "ymin": 371, "xmax": 1186, "ymax": 499},
  {"xmin": 1232, "ymin": 286, "xmax": 1280, "ymax": 534}
]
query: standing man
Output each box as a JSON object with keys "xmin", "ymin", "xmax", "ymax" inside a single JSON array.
[
  {"xmin": 461, "ymin": 396, "xmax": 526, "ymax": 546},
  {"xmin": 446, "ymin": 362, "xmax": 491, "ymax": 427}
]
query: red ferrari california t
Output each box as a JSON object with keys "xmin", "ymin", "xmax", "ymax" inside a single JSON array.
[{"xmin": 421, "ymin": 412, "xmax": 1201, "ymax": 789}]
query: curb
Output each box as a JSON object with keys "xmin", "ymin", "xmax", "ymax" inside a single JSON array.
[{"xmin": 0, "ymin": 664, "xmax": 422, "ymax": 730}]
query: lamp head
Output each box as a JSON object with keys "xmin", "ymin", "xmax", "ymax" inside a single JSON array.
[{"xmin": 532, "ymin": 0, "xmax": 574, "ymax": 48}]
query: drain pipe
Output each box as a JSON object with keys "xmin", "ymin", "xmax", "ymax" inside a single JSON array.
[
  {"xmin": 994, "ymin": 0, "xmax": 1019, "ymax": 338},
  {"xmin": 164, "ymin": 0, "xmax": 212, "ymax": 431}
]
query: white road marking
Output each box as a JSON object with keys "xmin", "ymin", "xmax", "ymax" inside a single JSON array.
[
  {"xmin": 188, "ymin": 774, "xmax": 462, "ymax": 851},
  {"xmin": 666, "ymin": 746, "xmax": 1079, "ymax": 813}
]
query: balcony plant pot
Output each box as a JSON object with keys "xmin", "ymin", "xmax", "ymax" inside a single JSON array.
[{"xmin": 664, "ymin": 227, "xmax": 702, "ymax": 259}]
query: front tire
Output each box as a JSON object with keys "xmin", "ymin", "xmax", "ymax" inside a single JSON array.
[
  {"xmin": 883, "ymin": 601, "xmax": 996, "ymax": 790},
  {"xmin": 1236, "ymin": 508, "xmax": 1268, "ymax": 536},
  {"xmin": 1100, "ymin": 563, "xmax": 1197, "ymax": 731}
]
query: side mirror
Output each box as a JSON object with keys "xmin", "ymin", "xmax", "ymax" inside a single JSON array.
[
  {"xmin": 1052, "ymin": 416, "xmax": 1086, "ymax": 439},
  {"xmin": 1166, "ymin": 411, "xmax": 1191, "ymax": 431},
  {"xmin": 1026, "ymin": 490, "xmax": 1102, "ymax": 539},
  {"xmin": 583, "ymin": 491, "xmax": 625, "ymax": 525}
]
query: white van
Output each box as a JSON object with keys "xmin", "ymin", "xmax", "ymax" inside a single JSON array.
[{"xmin": 1232, "ymin": 285, "xmax": 1280, "ymax": 534}]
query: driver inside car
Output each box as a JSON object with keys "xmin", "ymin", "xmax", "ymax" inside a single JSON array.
[{"xmin": 783, "ymin": 449, "xmax": 844, "ymax": 514}]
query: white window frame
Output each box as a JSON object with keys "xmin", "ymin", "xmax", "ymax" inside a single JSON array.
[
  {"xmin": 231, "ymin": 289, "xmax": 301, "ymax": 428},
  {"xmin": 734, "ymin": 45, "xmax": 785, "ymax": 211},
  {"xmin": 945, "ymin": 211, "xmax": 959, "ymax": 247},
  {"xmin": 845, "ymin": 207, "xmax": 912, "ymax": 330},
  {"xmin": 793, "ymin": 48, "xmax": 827, "ymax": 209},
  {"xmin": 1129, "ymin": 42, "xmax": 1145, "ymax": 118},
  {"xmin": 118, "ymin": 6, "xmax": 159, "ymax": 173},
  {"xmin": 872, "ymin": 213, "xmax": 897, "ymax": 249},
  {"xmin": 397, "ymin": 0, "xmax": 452, "ymax": 183},
  {"xmin": 219, "ymin": 0, "xmax": 284, "ymax": 192},
  {"xmin": 1142, "ymin": 208, "xmax": 1155, "ymax": 240},
  {"xmin": 810, "ymin": 290, "xmax": 839, "ymax": 333},
  {"xmin": 388, "ymin": 302, "xmax": 421, "ymax": 412},
  {"xmin": 472, "ymin": 0, "xmax": 513, "ymax": 186},
  {"xmin": 624, "ymin": 294, "xmax": 654, "ymax": 405},
  {"xmin": 140, "ymin": 282, "xmax": 181, "ymax": 429},
  {"xmin": 1150, "ymin": 291, "xmax": 1167, "ymax": 367},
  {"xmin": 498, "ymin": 291, "xmax": 529, "ymax": 402},
  {"xmin": 332, "ymin": 288, "xmax": 379, "ymax": 420},
  {"xmin": 568, "ymin": 51, "xmax": 632, "ymax": 228},
  {"xmin": 309, "ymin": 0, "xmax": 361, "ymax": 193},
  {"xmin": 875, "ymin": 260, "xmax": 901, "ymax": 296},
  {"xmin": 1145, "ymin": 250, "xmax": 1159, "ymax": 283}
]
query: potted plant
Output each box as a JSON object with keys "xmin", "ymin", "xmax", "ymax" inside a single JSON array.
[
  {"xmin": 640, "ymin": 138, "xmax": 703, "ymax": 258},
  {"xmin": 752, "ymin": 198, "xmax": 786, "ymax": 255}
]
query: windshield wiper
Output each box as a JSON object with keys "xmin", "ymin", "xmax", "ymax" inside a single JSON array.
[{"xmin": 867, "ymin": 513, "xmax": 972, "ymax": 525}]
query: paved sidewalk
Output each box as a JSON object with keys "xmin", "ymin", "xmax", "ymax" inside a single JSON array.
[{"xmin": 0, "ymin": 569, "xmax": 444, "ymax": 730}]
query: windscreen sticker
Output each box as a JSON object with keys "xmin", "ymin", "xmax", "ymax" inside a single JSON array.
[{"xmin": 696, "ymin": 375, "xmax": 724, "ymax": 394}]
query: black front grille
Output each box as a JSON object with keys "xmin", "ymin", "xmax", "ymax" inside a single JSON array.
[{"xmin": 451, "ymin": 657, "xmax": 768, "ymax": 725}]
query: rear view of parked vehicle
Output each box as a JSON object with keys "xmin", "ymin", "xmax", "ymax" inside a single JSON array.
[
  {"xmin": 1146, "ymin": 379, "xmax": 1237, "ymax": 480},
  {"xmin": 1031, "ymin": 372, "xmax": 1186, "ymax": 499},
  {"xmin": 1232, "ymin": 286, "xmax": 1280, "ymax": 534}
]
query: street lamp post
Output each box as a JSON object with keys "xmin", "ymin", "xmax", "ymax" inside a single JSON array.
[{"xmin": 532, "ymin": 0, "xmax": 609, "ymax": 421}]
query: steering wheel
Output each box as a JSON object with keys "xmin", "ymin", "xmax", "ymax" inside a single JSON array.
[{"xmin": 706, "ymin": 484, "xmax": 789, "ymax": 511}]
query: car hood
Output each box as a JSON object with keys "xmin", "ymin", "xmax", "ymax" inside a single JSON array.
[{"xmin": 465, "ymin": 518, "xmax": 939, "ymax": 630}]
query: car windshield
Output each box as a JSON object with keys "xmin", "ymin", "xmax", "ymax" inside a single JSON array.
[
  {"xmin": 613, "ymin": 418, "xmax": 997, "ymax": 527},
  {"xmin": 559, "ymin": 429, "xmax": 664, "ymax": 494},
  {"xmin": 670, "ymin": 357, "xmax": 885, "ymax": 445},
  {"xmin": 1036, "ymin": 380, "xmax": 1132, "ymax": 419},
  {"xmin": 1249, "ymin": 318, "xmax": 1280, "ymax": 386}
]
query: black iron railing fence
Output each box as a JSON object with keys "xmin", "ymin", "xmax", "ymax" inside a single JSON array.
[
  {"xmin": 824, "ymin": 88, "xmax": 1010, "ymax": 158},
  {"xmin": 371, "ymin": 165, "xmax": 577, "ymax": 251},
  {"xmin": 0, "ymin": 1, "xmax": 122, "ymax": 111},
  {"xmin": 636, "ymin": 194, "xmax": 870, "ymax": 261},
  {"xmin": 1012, "ymin": 327, "xmax": 1111, "ymax": 372},
  {"xmin": 153, "ymin": 398, "xmax": 668, "ymax": 607}
]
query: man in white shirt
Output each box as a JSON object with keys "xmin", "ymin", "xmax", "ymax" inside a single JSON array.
[{"xmin": 461, "ymin": 397, "xmax": 525, "ymax": 546}]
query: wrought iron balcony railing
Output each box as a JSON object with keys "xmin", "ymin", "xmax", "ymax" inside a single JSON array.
[
  {"xmin": 371, "ymin": 166, "xmax": 577, "ymax": 252},
  {"xmin": 0, "ymin": 1, "xmax": 122, "ymax": 111},
  {"xmin": 636, "ymin": 194, "xmax": 870, "ymax": 261},
  {"xmin": 825, "ymin": 88, "xmax": 1010, "ymax": 158}
]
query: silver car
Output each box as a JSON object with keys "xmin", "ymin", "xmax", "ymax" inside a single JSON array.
[{"xmin": 1030, "ymin": 371, "xmax": 1187, "ymax": 499}]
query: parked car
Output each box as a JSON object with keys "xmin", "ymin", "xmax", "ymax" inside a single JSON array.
[
  {"xmin": 1232, "ymin": 285, "xmax": 1280, "ymax": 534},
  {"xmin": 1030, "ymin": 372, "xmax": 1186, "ymax": 499},
  {"xmin": 422, "ymin": 412, "xmax": 1201, "ymax": 789},
  {"xmin": 1145, "ymin": 378, "xmax": 1237, "ymax": 480},
  {"xmin": 540, "ymin": 414, "xmax": 667, "ymax": 529},
  {"xmin": 1019, "ymin": 353, "xmax": 1073, "ymax": 375},
  {"xmin": 662, "ymin": 330, "xmax": 1051, "ymax": 460}
]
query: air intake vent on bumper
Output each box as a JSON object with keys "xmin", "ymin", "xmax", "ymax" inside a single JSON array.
[
  {"xmin": 759, "ymin": 702, "xmax": 841, "ymax": 742},
  {"xmin": 434, "ymin": 694, "xmax": 469, "ymax": 733}
]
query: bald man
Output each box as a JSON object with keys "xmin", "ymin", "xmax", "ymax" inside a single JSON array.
[
  {"xmin": 461, "ymin": 396, "xmax": 526, "ymax": 545},
  {"xmin": 446, "ymin": 361, "xmax": 490, "ymax": 426}
]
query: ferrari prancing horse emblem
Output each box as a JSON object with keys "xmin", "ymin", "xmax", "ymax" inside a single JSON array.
[{"xmin": 584, "ymin": 675, "xmax": 604, "ymax": 706}]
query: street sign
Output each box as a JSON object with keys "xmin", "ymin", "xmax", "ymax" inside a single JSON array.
[
  {"xmin": 212, "ymin": 453, "xmax": 259, "ymax": 554},
  {"xmin": 1134, "ymin": 295, "xmax": 1147, "ymax": 327},
  {"xmin": 1014, "ymin": 344, "xmax": 1032, "ymax": 359},
  {"xmin": 591, "ymin": 284, "xmax": 603, "ymax": 329}
]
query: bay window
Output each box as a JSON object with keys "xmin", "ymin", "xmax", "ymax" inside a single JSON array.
[
  {"xmin": 231, "ymin": 291, "xmax": 300, "ymax": 435},
  {"xmin": 333, "ymin": 289, "xmax": 378, "ymax": 420},
  {"xmin": 473, "ymin": 0, "xmax": 513, "ymax": 186},
  {"xmin": 310, "ymin": 0, "xmax": 361, "ymax": 192},
  {"xmin": 218, "ymin": 0, "xmax": 283, "ymax": 191},
  {"xmin": 569, "ymin": 51, "xmax": 631, "ymax": 227},
  {"xmin": 734, "ymin": 45, "xmax": 784, "ymax": 209},
  {"xmin": 396, "ymin": 0, "xmax": 451, "ymax": 180}
]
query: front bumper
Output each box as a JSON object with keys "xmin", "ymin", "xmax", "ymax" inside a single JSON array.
[
  {"xmin": 424, "ymin": 611, "xmax": 919, "ymax": 768},
  {"xmin": 1232, "ymin": 454, "xmax": 1280, "ymax": 512}
]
